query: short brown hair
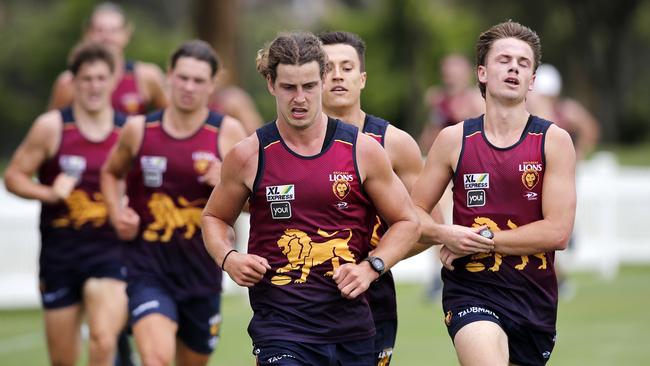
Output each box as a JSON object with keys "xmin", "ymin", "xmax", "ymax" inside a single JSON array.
[
  {"xmin": 256, "ymin": 32, "xmax": 327, "ymax": 83},
  {"xmin": 170, "ymin": 40, "xmax": 220, "ymax": 77},
  {"xmin": 67, "ymin": 42, "xmax": 115, "ymax": 76},
  {"xmin": 476, "ymin": 21, "xmax": 542, "ymax": 98},
  {"xmin": 318, "ymin": 31, "xmax": 366, "ymax": 72}
]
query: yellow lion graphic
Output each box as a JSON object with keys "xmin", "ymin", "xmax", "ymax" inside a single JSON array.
[
  {"xmin": 52, "ymin": 190, "xmax": 107, "ymax": 229},
  {"xmin": 142, "ymin": 193, "xmax": 206, "ymax": 243},
  {"xmin": 272, "ymin": 228, "xmax": 355, "ymax": 285},
  {"xmin": 465, "ymin": 217, "xmax": 547, "ymax": 272}
]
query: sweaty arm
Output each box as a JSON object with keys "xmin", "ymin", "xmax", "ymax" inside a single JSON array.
[
  {"xmin": 333, "ymin": 133, "xmax": 420, "ymax": 299},
  {"xmin": 100, "ymin": 116, "xmax": 144, "ymax": 240},
  {"xmin": 4, "ymin": 111, "xmax": 75, "ymax": 204},
  {"xmin": 410, "ymin": 124, "xmax": 494, "ymax": 256},
  {"xmin": 384, "ymin": 125, "xmax": 423, "ymax": 192},
  {"xmin": 200, "ymin": 115, "xmax": 248, "ymax": 187},
  {"xmin": 492, "ymin": 125, "xmax": 576, "ymax": 255},
  {"xmin": 138, "ymin": 63, "xmax": 168, "ymax": 110},
  {"xmin": 201, "ymin": 135, "xmax": 270, "ymax": 287}
]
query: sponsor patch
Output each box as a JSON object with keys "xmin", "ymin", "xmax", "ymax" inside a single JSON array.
[
  {"xmin": 270, "ymin": 201, "xmax": 291, "ymax": 219},
  {"xmin": 467, "ymin": 190, "xmax": 486, "ymax": 207},
  {"xmin": 59, "ymin": 155, "xmax": 86, "ymax": 179},
  {"xmin": 464, "ymin": 173, "xmax": 490, "ymax": 189},
  {"xmin": 141, "ymin": 156, "xmax": 167, "ymax": 187},
  {"xmin": 266, "ymin": 184, "xmax": 295, "ymax": 202}
]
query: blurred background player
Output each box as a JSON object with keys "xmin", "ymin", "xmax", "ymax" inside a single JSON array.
[
  {"xmin": 49, "ymin": 2, "xmax": 167, "ymax": 115},
  {"xmin": 101, "ymin": 40, "xmax": 247, "ymax": 366},
  {"xmin": 527, "ymin": 63, "xmax": 600, "ymax": 160},
  {"xmin": 4, "ymin": 42, "xmax": 128, "ymax": 366},
  {"xmin": 208, "ymin": 72, "xmax": 264, "ymax": 135},
  {"xmin": 418, "ymin": 53, "xmax": 484, "ymax": 154},
  {"xmin": 319, "ymin": 30, "xmax": 423, "ymax": 366}
]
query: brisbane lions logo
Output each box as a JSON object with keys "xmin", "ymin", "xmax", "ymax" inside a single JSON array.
[
  {"xmin": 332, "ymin": 178, "xmax": 351, "ymax": 200},
  {"xmin": 270, "ymin": 228, "xmax": 355, "ymax": 285},
  {"xmin": 143, "ymin": 193, "xmax": 206, "ymax": 242},
  {"xmin": 52, "ymin": 190, "xmax": 107, "ymax": 229},
  {"xmin": 521, "ymin": 169, "xmax": 540, "ymax": 190},
  {"xmin": 464, "ymin": 217, "xmax": 547, "ymax": 273}
]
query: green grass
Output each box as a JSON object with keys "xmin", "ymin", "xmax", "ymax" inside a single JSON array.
[{"xmin": 1, "ymin": 266, "xmax": 649, "ymax": 365}]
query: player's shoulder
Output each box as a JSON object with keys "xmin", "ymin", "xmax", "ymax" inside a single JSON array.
[
  {"xmin": 134, "ymin": 61, "xmax": 165, "ymax": 81},
  {"xmin": 34, "ymin": 109, "xmax": 64, "ymax": 131}
]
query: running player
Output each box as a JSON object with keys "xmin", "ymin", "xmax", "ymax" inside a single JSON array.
[
  {"xmin": 319, "ymin": 30, "xmax": 423, "ymax": 366},
  {"xmin": 49, "ymin": 2, "xmax": 167, "ymax": 115},
  {"xmin": 100, "ymin": 40, "xmax": 247, "ymax": 365},
  {"xmin": 411, "ymin": 21, "xmax": 576, "ymax": 365},
  {"xmin": 201, "ymin": 32, "xmax": 419, "ymax": 365},
  {"xmin": 4, "ymin": 42, "xmax": 128, "ymax": 366}
]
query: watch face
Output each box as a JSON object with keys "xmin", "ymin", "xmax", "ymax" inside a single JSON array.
[
  {"xmin": 479, "ymin": 228, "xmax": 494, "ymax": 239},
  {"xmin": 371, "ymin": 257, "xmax": 385, "ymax": 272}
]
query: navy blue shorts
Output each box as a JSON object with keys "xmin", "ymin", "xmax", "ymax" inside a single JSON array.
[
  {"xmin": 373, "ymin": 318, "xmax": 397, "ymax": 365},
  {"xmin": 253, "ymin": 337, "xmax": 375, "ymax": 366},
  {"xmin": 444, "ymin": 305, "xmax": 556, "ymax": 366},
  {"xmin": 127, "ymin": 277, "xmax": 221, "ymax": 355},
  {"xmin": 39, "ymin": 260, "xmax": 126, "ymax": 309}
]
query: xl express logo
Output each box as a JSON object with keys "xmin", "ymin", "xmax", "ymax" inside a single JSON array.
[
  {"xmin": 266, "ymin": 184, "xmax": 295, "ymax": 202},
  {"xmin": 464, "ymin": 173, "xmax": 489, "ymax": 189}
]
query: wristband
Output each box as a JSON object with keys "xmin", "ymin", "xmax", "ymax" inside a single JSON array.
[{"xmin": 221, "ymin": 249, "xmax": 238, "ymax": 269}]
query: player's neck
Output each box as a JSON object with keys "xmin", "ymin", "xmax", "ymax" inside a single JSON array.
[
  {"xmin": 484, "ymin": 98, "xmax": 530, "ymax": 147},
  {"xmin": 325, "ymin": 104, "xmax": 365, "ymax": 128},
  {"xmin": 163, "ymin": 106, "xmax": 209, "ymax": 138},
  {"xmin": 71, "ymin": 103, "xmax": 114, "ymax": 141},
  {"xmin": 277, "ymin": 112, "xmax": 328, "ymax": 156}
]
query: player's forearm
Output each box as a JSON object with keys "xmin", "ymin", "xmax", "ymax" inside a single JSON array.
[
  {"xmin": 201, "ymin": 214, "xmax": 237, "ymax": 266},
  {"xmin": 493, "ymin": 219, "xmax": 572, "ymax": 255},
  {"xmin": 415, "ymin": 207, "xmax": 445, "ymax": 246},
  {"xmin": 100, "ymin": 169, "xmax": 126, "ymax": 222},
  {"xmin": 4, "ymin": 170, "xmax": 58, "ymax": 204},
  {"xmin": 372, "ymin": 219, "xmax": 420, "ymax": 269}
]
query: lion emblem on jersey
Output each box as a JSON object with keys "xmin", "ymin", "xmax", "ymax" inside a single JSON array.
[
  {"xmin": 52, "ymin": 190, "xmax": 107, "ymax": 229},
  {"xmin": 271, "ymin": 228, "xmax": 355, "ymax": 285},
  {"xmin": 465, "ymin": 217, "xmax": 547, "ymax": 272},
  {"xmin": 332, "ymin": 178, "xmax": 351, "ymax": 200},
  {"xmin": 142, "ymin": 193, "xmax": 206, "ymax": 243},
  {"xmin": 521, "ymin": 168, "xmax": 540, "ymax": 190}
]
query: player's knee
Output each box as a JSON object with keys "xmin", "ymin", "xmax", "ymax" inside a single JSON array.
[
  {"xmin": 139, "ymin": 348, "xmax": 174, "ymax": 366},
  {"xmin": 89, "ymin": 329, "xmax": 118, "ymax": 357},
  {"xmin": 50, "ymin": 355, "xmax": 76, "ymax": 366}
]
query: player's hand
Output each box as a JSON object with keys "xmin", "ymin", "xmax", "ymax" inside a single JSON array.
[
  {"xmin": 112, "ymin": 207, "xmax": 140, "ymax": 241},
  {"xmin": 198, "ymin": 159, "xmax": 222, "ymax": 187},
  {"xmin": 50, "ymin": 173, "xmax": 78, "ymax": 202},
  {"xmin": 333, "ymin": 262, "xmax": 379, "ymax": 299},
  {"xmin": 440, "ymin": 245, "xmax": 463, "ymax": 271},
  {"xmin": 224, "ymin": 252, "xmax": 271, "ymax": 287},
  {"xmin": 442, "ymin": 224, "xmax": 494, "ymax": 256}
]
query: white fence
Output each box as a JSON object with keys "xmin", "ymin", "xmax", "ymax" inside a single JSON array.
[{"xmin": 1, "ymin": 152, "xmax": 648, "ymax": 308}]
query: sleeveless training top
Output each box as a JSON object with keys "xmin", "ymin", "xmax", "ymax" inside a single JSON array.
[
  {"xmin": 126, "ymin": 109, "xmax": 223, "ymax": 299},
  {"xmin": 38, "ymin": 107, "xmax": 125, "ymax": 270},
  {"xmin": 112, "ymin": 61, "xmax": 146, "ymax": 115},
  {"xmin": 444, "ymin": 114, "xmax": 557, "ymax": 332},
  {"xmin": 247, "ymin": 118, "xmax": 377, "ymax": 344},
  {"xmin": 362, "ymin": 114, "xmax": 398, "ymax": 323}
]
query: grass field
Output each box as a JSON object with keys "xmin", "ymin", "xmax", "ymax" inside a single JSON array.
[{"xmin": 1, "ymin": 266, "xmax": 649, "ymax": 365}]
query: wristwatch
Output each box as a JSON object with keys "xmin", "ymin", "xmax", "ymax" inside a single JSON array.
[
  {"xmin": 479, "ymin": 228, "xmax": 494, "ymax": 240},
  {"xmin": 364, "ymin": 256, "xmax": 385, "ymax": 276}
]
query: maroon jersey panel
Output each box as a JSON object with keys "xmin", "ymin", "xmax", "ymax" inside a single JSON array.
[
  {"xmin": 37, "ymin": 107, "xmax": 125, "ymax": 270},
  {"xmin": 444, "ymin": 115, "xmax": 557, "ymax": 331},
  {"xmin": 126, "ymin": 109, "xmax": 223, "ymax": 299},
  {"xmin": 247, "ymin": 119, "xmax": 376, "ymax": 343},
  {"xmin": 111, "ymin": 61, "xmax": 146, "ymax": 115}
]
